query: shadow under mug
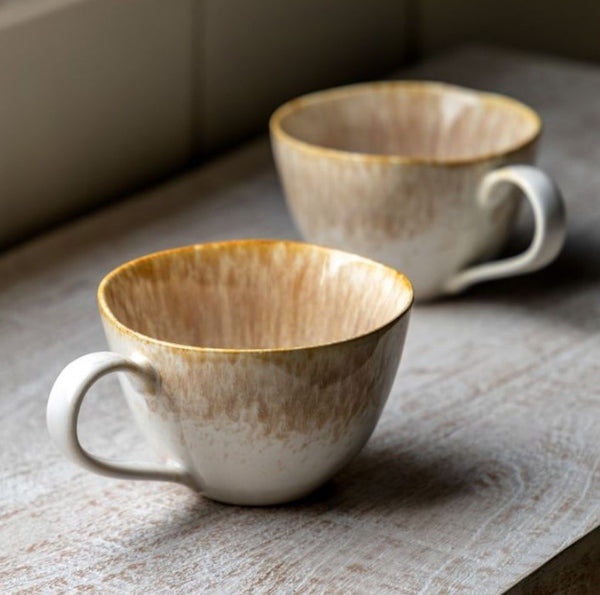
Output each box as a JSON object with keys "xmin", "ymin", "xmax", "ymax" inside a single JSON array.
[
  {"xmin": 270, "ymin": 81, "xmax": 567, "ymax": 301},
  {"xmin": 47, "ymin": 240, "xmax": 413, "ymax": 505}
]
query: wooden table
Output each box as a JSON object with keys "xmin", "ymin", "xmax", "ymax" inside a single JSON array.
[{"xmin": 2, "ymin": 45, "xmax": 599, "ymax": 594}]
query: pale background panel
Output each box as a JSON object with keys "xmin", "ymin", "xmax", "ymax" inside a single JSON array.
[
  {"xmin": 0, "ymin": 0, "xmax": 410, "ymax": 249},
  {"xmin": 198, "ymin": 0, "xmax": 409, "ymax": 153},
  {"xmin": 418, "ymin": 0, "xmax": 600, "ymax": 62},
  {"xmin": 0, "ymin": 0, "xmax": 194, "ymax": 248}
]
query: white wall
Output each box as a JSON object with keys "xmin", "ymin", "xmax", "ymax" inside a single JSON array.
[
  {"xmin": 199, "ymin": 0, "xmax": 408, "ymax": 153},
  {"xmin": 0, "ymin": 0, "xmax": 408, "ymax": 248},
  {"xmin": 0, "ymin": 0, "xmax": 193, "ymax": 248}
]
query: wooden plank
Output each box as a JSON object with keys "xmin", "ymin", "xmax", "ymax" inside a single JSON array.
[{"xmin": 1, "ymin": 45, "xmax": 600, "ymax": 593}]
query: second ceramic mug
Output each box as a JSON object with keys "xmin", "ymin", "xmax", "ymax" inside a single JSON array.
[
  {"xmin": 270, "ymin": 81, "xmax": 567, "ymax": 300},
  {"xmin": 47, "ymin": 240, "xmax": 412, "ymax": 505}
]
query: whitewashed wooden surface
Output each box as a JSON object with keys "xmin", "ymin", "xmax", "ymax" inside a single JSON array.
[{"xmin": 1, "ymin": 46, "xmax": 600, "ymax": 594}]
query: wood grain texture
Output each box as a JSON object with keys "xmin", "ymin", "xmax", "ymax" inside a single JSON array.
[{"xmin": 1, "ymin": 45, "xmax": 600, "ymax": 593}]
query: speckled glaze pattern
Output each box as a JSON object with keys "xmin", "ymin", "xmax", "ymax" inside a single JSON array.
[
  {"xmin": 50, "ymin": 240, "xmax": 412, "ymax": 505},
  {"xmin": 270, "ymin": 81, "xmax": 555, "ymax": 300}
]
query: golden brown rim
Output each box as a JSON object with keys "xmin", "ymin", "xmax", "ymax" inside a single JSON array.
[
  {"xmin": 97, "ymin": 239, "xmax": 413, "ymax": 354},
  {"xmin": 269, "ymin": 80, "xmax": 542, "ymax": 167}
]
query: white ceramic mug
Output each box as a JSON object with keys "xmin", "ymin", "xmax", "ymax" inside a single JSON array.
[
  {"xmin": 270, "ymin": 81, "xmax": 567, "ymax": 301},
  {"xmin": 47, "ymin": 240, "xmax": 413, "ymax": 505}
]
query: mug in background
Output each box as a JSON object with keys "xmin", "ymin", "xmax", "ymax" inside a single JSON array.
[
  {"xmin": 47, "ymin": 240, "xmax": 413, "ymax": 505},
  {"xmin": 271, "ymin": 81, "xmax": 566, "ymax": 300}
]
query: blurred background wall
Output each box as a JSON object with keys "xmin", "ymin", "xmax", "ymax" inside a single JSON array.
[
  {"xmin": 418, "ymin": 0, "xmax": 600, "ymax": 62},
  {"xmin": 1, "ymin": 0, "xmax": 598, "ymax": 248}
]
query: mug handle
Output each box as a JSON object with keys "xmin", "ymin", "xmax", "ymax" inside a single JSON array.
[
  {"xmin": 47, "ymin": 351, "xmax": 191, "ymax": 486},
  {"xmin": 444, "ymin": 165, "xmax": 566, "ymax": 295}
]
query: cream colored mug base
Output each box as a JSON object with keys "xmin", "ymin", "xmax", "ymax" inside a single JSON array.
[{"xmin": 47, "ymin": 351, "xmax": 380, "ymax": 505}]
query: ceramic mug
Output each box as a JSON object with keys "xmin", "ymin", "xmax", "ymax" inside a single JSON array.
[
  {"xmin": 270, "ymin": 81, "xmax": 567, "ymax": 301},
  {"xmin": 47, "ymin": 240, "xmax": 413, "ymax": 505}
]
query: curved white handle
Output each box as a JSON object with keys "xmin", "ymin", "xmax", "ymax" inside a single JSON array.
[
  {"xmin": 47, "ymin": 352, "xmax": 191, "ymax": 486},
  {"xmin": 445, "ymin": 165, "xmax": 566, "ymax": 294}
]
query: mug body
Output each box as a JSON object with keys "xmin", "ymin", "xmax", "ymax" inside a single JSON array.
[
  {"xmin": 271, "ymin": 82, "xmax": 541, "ymax": 300},
  {"xmin": 98, "ymin": 240, "xmax": 412, "ymax": 505},
  {"xmin": 102, "ymin": 316, "xmax": 408, "ymax": 505}
]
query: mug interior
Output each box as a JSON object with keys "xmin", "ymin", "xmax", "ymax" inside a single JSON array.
[
  {"xmin": 99, "ymin": 241, "xmax": 412, "ymax": 350},
  {"xmin": 274, "ymin": 82, "xmax": 540, "ymax": 161}
]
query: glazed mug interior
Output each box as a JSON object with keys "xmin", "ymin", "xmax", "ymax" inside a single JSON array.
[
  {"xmin": 48, "ymin": 240, "xmax": 413, "ymax": 505},
  {"xmin": 275, "ymin": 81, "xmax": 540, "ymax": 162},
  {"xmin": 101, "ymin": 240, "xmax": 411, "ymax": 350}
]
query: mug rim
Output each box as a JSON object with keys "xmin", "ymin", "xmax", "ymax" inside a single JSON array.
[
  {"xmin": 97, "ymin": 239, "xmax": 414, "ymax": 354},
  {"xmin": 269, "ymin": 80, "xmax": 542, "ymax": 167}
]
